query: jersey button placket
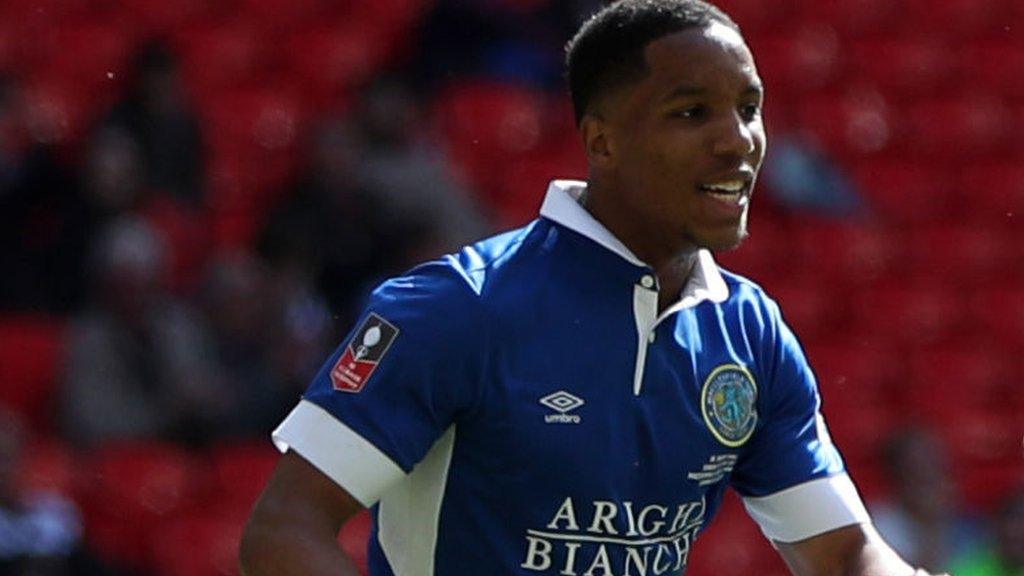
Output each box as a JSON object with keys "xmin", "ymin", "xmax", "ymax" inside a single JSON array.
[{"xmin": 633, "ymin": 272, "xmax": 659, "ymax": 395}]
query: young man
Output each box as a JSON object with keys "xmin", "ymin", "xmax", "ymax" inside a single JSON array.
[{"xmin": 240, "ymin": 2, "xmax": 948, "ymax": 575}]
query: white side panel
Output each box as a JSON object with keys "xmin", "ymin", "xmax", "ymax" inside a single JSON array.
[{"xmin": 378, "ymin": 426, "xmax": 457, "ymax": 576}]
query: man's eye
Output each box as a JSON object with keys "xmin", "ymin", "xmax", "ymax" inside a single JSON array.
[
  {"xmin": 740, "ymin": 103, "xmax": 762, "ymax": 121},
  {"xmin": 672, "ymin": 106, "xmax": 706, "ymax": 119}
]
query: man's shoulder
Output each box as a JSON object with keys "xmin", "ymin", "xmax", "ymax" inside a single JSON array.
[
  {"xmin": 718, "ymin": 267, "xmax": 774, "ymax": 307},
  {"xmin": 370, "ymin": 220, "xmax": 548, "ymax": 313},
  {"xmin": 712, "ymin": 266, "xmax": 791, "ymax": 339}
]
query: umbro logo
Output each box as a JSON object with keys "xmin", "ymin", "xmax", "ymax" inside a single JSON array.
[{"xmin": 540, "ymin": 391, "xmax": 584, "ymax": 424}]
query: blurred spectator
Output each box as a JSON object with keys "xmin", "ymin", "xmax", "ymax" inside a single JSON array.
[
  {"xmin": 80, "ymin": 125, "xmax": 148, "ymax": 217},
  {"xmin": 0, "ymin": 408, "xmax": 112, "ymax": 576},
  {"xmin": 871, "ymin": 427, "xmax": 983, "ymax": 572},
  {"xmin": 59, "ymin": 217, "xmax": 227, "ymax": 447},
  {"xmin": 102, "ymin": 41, "xmax": 205, "ymax": 206},
  {"xmin": 262, "ymin": 262, "xmax": 334, "ymax": 399},
  {"xmin": 951, "ymin": 489, "xmax": 1024, "ymax": 576},
  {"xmin": 349, "ymin": 74, "xmax": 491, "ymax": 255},
  {"xmin": 2, "ymin": 123, "xmax": 159, "ymax": 312},
  {"xmin": 200, "ymin": 251, "xmax": 315, "ymax": 436},
  {"xmin": 0, "ymin": 76, "xmax": 88, "ymax": 312},
  {"xmin": 761, "ymin": 134, "xmax": 866, "ymax": 217},
  {"xmin": 259, "ymin": 117, "xmax": 390, "ymax": 321},
  {"xmin": 260, "ymin": 74, "xmax": 489, "ymax": 322}
]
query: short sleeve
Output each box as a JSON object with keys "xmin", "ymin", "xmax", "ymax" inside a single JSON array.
[
  {"xmin": 272, "ymin": 260, "xmax": 485, "ymax": 506},
  {"xmin": 730, "ymin": 297, "xmax": 869, "ymax": 542}
]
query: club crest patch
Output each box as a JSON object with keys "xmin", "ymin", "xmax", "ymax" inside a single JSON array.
[
  {"xmin": 330, "ymin": 313, "xmax": 399, "ymax": 393},
  {"xmin": 701, "ymin": 364, "xmax": 758, "ymax": 447}
]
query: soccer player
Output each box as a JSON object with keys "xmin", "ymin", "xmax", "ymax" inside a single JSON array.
[{"xmin": 240, "ymin": 2, "xmax": 948, "ymax": 575}]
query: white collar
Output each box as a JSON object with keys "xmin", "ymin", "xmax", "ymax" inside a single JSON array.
[{"xmin": 539, "ymin": 179, "xmax": 729, "ymax": 308}]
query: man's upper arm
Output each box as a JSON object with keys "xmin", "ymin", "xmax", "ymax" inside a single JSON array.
[
  {"xmin": 252, "ymin": 450, "xmax": 364, "ymax": 532},
  {"xmin": 775, "ymin": 523, "xmax": 914, "ymax": 576},
  {"xmin": 240, "ymin": 451, "xmax": 364, "ymax": 576}
]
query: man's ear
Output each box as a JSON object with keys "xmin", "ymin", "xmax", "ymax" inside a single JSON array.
[{"xmin": 580, "ymin": 113, "xmax": 616, "ymax": 169}]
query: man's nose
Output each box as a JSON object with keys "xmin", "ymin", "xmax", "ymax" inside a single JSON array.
[{"xmin": 712, "ymin": 113, "xmax": 756, "ymax": 157}]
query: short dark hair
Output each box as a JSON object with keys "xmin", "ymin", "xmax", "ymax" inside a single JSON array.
[{"xmin": 565, "ymin": 0, "xmax": 741, "ymax": 125}]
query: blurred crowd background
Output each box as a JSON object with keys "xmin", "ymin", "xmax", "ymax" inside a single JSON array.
[{"xmin": 0, "ymin": 0, "xmax": 1022, "ymax": 575}]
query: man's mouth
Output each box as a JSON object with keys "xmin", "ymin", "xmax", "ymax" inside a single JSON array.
[{"xmin": 697, "ymin": 180, "xmax": 751, "ymax": 207}]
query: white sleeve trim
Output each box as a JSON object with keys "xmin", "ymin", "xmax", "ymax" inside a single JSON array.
[
  {"xmin": 741, "ymin": 473, "xmax": 871, "ymax": 543},
  {"xmin": 272, "ymin": 399, "xmax": 406, "ymax": 507}
]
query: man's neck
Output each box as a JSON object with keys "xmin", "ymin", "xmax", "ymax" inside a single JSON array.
[{"xmin": 582, "ymin": 181, "xmax": 700, "ymax": 312}]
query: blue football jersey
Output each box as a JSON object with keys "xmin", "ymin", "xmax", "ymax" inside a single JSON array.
[{"xmin": 273, "ymin": 180, "xmax": 870, "ymax": 576}]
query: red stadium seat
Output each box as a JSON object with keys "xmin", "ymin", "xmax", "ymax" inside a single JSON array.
[
  {"xmin": 174, "ymin": 22, "xmax": 265, "ymax": 98},
  {"xmin": 792, "ymin": 0, "xmax": 905, "ymax": 38},
  {"xmin": 806, "ymin": 342, "xmax": 903, "ymax": 462},
  {"xmin": 956, "ymin": 458, "xmax": 1024, "ymax": 512},
  {"xmin": 237, "ymin": 0, "xmax": 329, "ymax": 33},
  {"xmin": 961, "ymin": 41, "xmax": 1024, "ymax": 100},
  {"xmin": 790, "ymin": 219, "xmax": 900, "ymax": 287},
  {"xmin": 852, "ymin": 160, "xmax": 958, "ymax": 224},
  {"xmin": 204, "ymin": 155, "xmax": 266, "ymax": 249},
  {"xmin": 749, "ymin": 27, "xmax": 843, "ymax": 94},
  {"xmin": 797, "ymin": 89, "xmax": 896, "ymax": 158},
  {"xmin": 433, "ymin": 81, "xmax": 548, "ymax": 194},
  {"xmin": 1, "ymin": 0, "xmax": 94, "ymax": 20},
  {"xmin": 904, "ymin": 0, "xmax": 1015, "ymax": 40},
  {"xmin": 42, "ymin": 19, "xmax": 137, "ymax": 102},
  {"xmin": 498, "ymin": 148, "xmax": 586, "ymax": 227},
  {"xmin": 150, "ymin": 513, "xmax": 244, "ymax": 576},
  {"xmin": 80, "ymin": 442, "xmax": 201, "ymax": 570},
  {"xmin": 141, "ymin": 195, "xmax": 213, "ymax": 293},
  {"xmin": 808, "ymin": 342, "xmax": 903, "ymax": 402},
  {"xmin": 713, "ymin": 0, "xmax": 795, "ymax": 35},
  {"xmin": 205, "ymin": 440, "xmax": 279, "ymax": 516},
  {"xmin": 339, "ymin": 509, "xmax": 372, "ymax": 576},
  {"xmin": 769, "ymin": 278, "xmax": 843, "ymax": 341},
  {"xmin": 210, "ymin": 206, "xmax": 263, "ymax": 251},
  {"xmin": 0, "ymin": 15, "xmax": 21, "ymax": 74},
  {"xmin": 284, "ymin": 22, "xmax": 393, "ymax": 107},
  {"xmin": 955, "ymin": 161, "xmax": 1024, "ymax": 225},
  {"xmin": 904, "ymin": 224, "xmax": 1016, "ymax": 288},
  {"xmin": 19, "ymin": 78, "xmax": 96, "ymax": 146},
  {"xmin": 848, "ymin": 283, "xmax": 964, "ymax": 348},
  {"xmin": 342, "ymin": 0, "xmax": 436, "ymax": 34},
  {"xmin": 844, "ymin": 461, "xmax": 889, "ymax": 504},
  {"xmin": 0, "ymin": 315, "xmax": 65, "ymax": 432},
  {"xmin": 16, "ymin": 436, "xmax": 77, "ymax": 497},
  {"xmin": 201, "ymin": 87, "xmax": 306, "ymax": 155},
  {"xmin": 904, "ymin": 94, "xmax": 1012, "ymax": 160},
  {"xmin": 847, "ymin": 39, "xmax": 954, "ymax": 101},
  {"xmin": 119, "ymin": 0, "xmax": 209, "ymax": 35},
  {"xmin": 968, "ymin": 288, "xmax": 1024, "ymax": 350},
  {"xmin": 688, "ymin": 493, "xmax": 787, "ymax": 576},
  {"xmin": 905, "ymin": 346, "xmax": 1013, "ymax": 421},
  {"xmin": 201, "ymin": 87, "xmax": 306, "ymax": 199},
  {"xmin": 716, "ymin": 222, "xmax": 793, "ymax": 288},
  {"xmin": 940, "ymin": 409, "xmax": 1022, "ymax": 468}
]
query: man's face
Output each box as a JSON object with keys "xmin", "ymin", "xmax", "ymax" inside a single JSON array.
[{"xmin": 599, "ymin": 23, "xmax": 766, "ymax": 252}]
